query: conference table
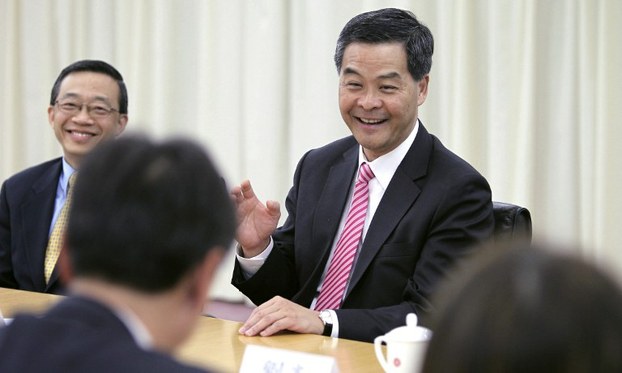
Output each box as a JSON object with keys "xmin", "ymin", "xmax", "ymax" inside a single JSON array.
[{"xmin": 0, "ymin": 288, "xmax": 382, "ymax": 372}]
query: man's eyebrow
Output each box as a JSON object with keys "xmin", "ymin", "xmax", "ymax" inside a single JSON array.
[
  {"xmin": 90, "ymin": 95, "xmax": 112, "ymax": 104},
  {"xmin": 342, "ymin": 68, "xmax": 402, "ymax": 80},
  {"xmin": 342, "ymin": 67, "xmax": 361, "ymax": 76},
  {"xmin": 378, "ymin": 71, "xmax": 401, "ymax": 80},
  {"xmin": 59, "ymin": 92, "xmax": 80, "ymax": 99},
  {"xmin": 59, "ymin": 93, "xmax": 111, "ymax": 103}
]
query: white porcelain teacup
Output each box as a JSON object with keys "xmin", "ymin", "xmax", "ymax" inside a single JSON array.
[{"xmin": 374, "ymin": 313, "xmax": 432, "ymax": 373}]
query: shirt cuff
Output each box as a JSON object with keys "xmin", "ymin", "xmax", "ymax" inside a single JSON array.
[
  {"xmin": 235, "ymin": 237, "xmax": 274, "ymax": 279},
  {"xmin": 327, "ymin": 309, "xmax": 339, "ymax": 338}
]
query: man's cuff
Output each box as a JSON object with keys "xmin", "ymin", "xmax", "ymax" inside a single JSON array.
[
  {"xmin": 325, "ymin": 309, "xmax": 339, "ymax": 338},
  {"xmin": 235, "ymin": 237, "xmax": 274, "ymax": 279}
]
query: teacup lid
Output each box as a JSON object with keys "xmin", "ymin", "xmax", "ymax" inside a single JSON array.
[{"xmin": 384, "ymin": 313, "xmax": 432, "ymax": 341}]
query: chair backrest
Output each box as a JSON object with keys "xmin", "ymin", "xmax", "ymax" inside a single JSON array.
[{"xmin": 492, "ymin": 201, "xmax": 532, "ymax": 244}]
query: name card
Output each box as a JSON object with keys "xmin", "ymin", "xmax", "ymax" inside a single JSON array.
[{"xmin": 240, "ymin": 344, "xmax": 339, "ymax": 373}]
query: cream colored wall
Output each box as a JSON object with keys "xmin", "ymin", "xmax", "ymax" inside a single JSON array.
[{"xmin": 2, "ymin": 0, "xmax": 621, "ymax": 299}]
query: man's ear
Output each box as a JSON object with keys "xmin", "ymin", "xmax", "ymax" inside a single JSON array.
[
  {"xmin": 47, "ymin": 105, "xmax": 58, "ymax": 131},
  {"xmin": 417, "ymin": 74, "xmax": 430, "ymax": 106},
  {"xmin": 115, "ymin": 114, "xmax": 129, "ymax": 137},
  {"xmin": 58, "ymin": 239, "xmax": 74, "ymax": 284}
]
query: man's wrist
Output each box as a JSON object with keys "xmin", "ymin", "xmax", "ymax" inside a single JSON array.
[
  {"xmin": 238, "ymin": 238, "xmax": 272, "ymax": 258},
  {"xmin": 318, "ymin": 310, "xmax": 333, "ymax": 336}
]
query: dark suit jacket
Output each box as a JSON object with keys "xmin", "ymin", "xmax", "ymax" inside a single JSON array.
[
  {"xmin": 0, "ymin": 296, "xmax": 208, "ymax": 372},
  {"xmin": 0, "ymin": 158, "xmax": 65, "ymax": 293},
  {"xmin": 232, "ymin": 124, "xmax": 494, "ymax": 342}
]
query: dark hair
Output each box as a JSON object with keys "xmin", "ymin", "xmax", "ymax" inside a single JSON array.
[
  {"xmin": 423, "ymin": 244, "xmax": 622, "ymax": 372},
  {"xmin": 66, "ymin": 135, "xmax": 235, "ymax": 292},
  {"xmin": 50, "ymin": 59, "xmax": 129, "ymax": 114},
  {"xmin": 334, "ymin": 8, "xmax": 434, "ymax": 81}
]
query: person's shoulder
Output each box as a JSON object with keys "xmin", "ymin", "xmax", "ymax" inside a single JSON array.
[
  {"xmin": 1, "ymin": 158, "xmax": 62, "ymax": 198},
  {"xmin": 298, "ymin": 136, "xmax": 358, "ymax": 167},
  {"xmin": 0, "ymin": 311, "xmax": 209, "ymax": 373},
  {"xmin": 317, "ymin": 136, "xmax": 358, "ymax": 152},
  {"xmin": 0, "ymin": 313, "xmax": 47, "ymax": 351},
  {"xmin": 303, "ymin": 136, "xmax": 357, "ymax": 161},
  {"xmin": 0, "ymin": 315, "xmax": 39, "ymax": 372},
  {"xmin": 3, "ymin": 157, "xmax": 62, "ymax": 186},
  {"xmin": 428, "ymin": 134, "xmax": 484, "ymax": 178}
]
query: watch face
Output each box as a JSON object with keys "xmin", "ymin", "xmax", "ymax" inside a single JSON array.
[{"xmin": 320, "ymin": 310, "xmax": 332, "ymax": 324}]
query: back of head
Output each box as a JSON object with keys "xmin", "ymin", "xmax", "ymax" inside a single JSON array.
[
  {"xmin": 50, "ymin": 59, "xmax": 129, "ymax": 114},
  {"xmin": 423, "ymin": 244, "xmax": 622, "ymax": 373},
  {"xmin": 334, "ymin": 7, "xmax": 434, "ymax": 81},
  {"xmin": 66, "ymin": 135, "xmax": 235, "ymax": 293}
]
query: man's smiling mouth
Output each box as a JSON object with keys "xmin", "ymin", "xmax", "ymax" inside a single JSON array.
[
  {"xmin": 357, "ymin": 117, "xmax": 387, "ymax": 125},
  {"xmin": 67, "ymin": 130, "xmax": 96, "ymax": 137}
]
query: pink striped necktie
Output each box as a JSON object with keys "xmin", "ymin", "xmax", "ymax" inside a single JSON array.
[{"xmin": 315, "ymin": 162, "xmax": 375, "ymax": 311}]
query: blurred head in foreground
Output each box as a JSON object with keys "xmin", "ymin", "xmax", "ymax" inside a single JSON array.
[
  {"xmin": 423, "ymin": 243, "xmax": 622, "ymax": 373},
  {"xmin": 64, "ymin": 134, "xmax": 235, "ymax": 350},
  {"xmin": 0, "ymin": 134, "xmax": 235, "ymax": 372}
]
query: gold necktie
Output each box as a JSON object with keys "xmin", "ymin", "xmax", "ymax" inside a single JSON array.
[{"xmin": 44, "ymin": 172, "xmax": 77, "ymax": 283}]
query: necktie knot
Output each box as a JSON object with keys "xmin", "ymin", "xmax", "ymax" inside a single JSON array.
[
  {"xmin": 67, "ymin": 172, "xmax": 77, "ymax": 191},
  {"xmin": 358, "ymin": 162, "xmax": 374, "ymax": 184}
]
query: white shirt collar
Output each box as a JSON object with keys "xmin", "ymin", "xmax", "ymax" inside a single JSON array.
[
  {"xmin": 110, "ymin": 304, "xmax": 154, "ymax": 350},
  {"xmin": 60, "ymin": 158, "xmax": 77, "ymax": 197},
  {"xmin": 358, "ymin": 119, "xmax": 419, "ymax": 190}
]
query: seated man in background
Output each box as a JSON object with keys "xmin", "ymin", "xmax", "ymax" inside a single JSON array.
[
  {"xmin": 0, "ymin": 59, "xmax": 129, "ymax": 293},
  {"xmin": 0, "ymin": 135, "xmax": 235, "ymax": 372},
  {"xmin": 422, "ymin": 243, "xmax": 622, "ymax": 372}
]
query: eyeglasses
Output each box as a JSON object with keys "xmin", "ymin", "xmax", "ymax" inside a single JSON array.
[{"xmin": 54, "ymin": 100, "xmax": 119, "ymax": 119}]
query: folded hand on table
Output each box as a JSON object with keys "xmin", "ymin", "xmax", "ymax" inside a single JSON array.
[{"xmin": 238, "ymin": 296, "xmax": 324, "ymax": 337}]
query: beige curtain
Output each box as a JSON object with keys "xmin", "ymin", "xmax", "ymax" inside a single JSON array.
[{"xmin": 2, "ymin": 0, "xmax": 621, "ymax": 299}]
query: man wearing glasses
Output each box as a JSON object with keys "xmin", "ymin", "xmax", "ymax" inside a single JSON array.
[{"xmin": 0, "ymin": 60, "xmax": 128, "ymax": 294}]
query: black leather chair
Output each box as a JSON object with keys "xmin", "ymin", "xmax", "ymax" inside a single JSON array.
[{"xmin": 492, "ymin": 201, "xmax": 532, "ymax": 244}]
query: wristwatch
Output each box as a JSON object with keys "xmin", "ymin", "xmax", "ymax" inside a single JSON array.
[{"xmin": 318, "ymin": 310, "xmax": 333, "ymax": 336}]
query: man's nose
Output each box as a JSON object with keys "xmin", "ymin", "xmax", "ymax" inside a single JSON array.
[{"xmin": 358, "ymin": 90, "xmax": 382, "ymax": 110}]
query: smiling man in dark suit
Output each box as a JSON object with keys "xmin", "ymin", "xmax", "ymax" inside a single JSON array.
[
  {"xmin": 230, "ymin": 8, "xmax": 494, "ymax": 342},
  {"xmin": 0, "ymin": 60, "xmax": 128, "ymax": 293}
]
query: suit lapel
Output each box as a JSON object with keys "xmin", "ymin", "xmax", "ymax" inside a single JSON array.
[
  {"xmin": 346, "ymin": 125, "xmax": 434, "ymax": 297},
  {"xmin": 312, "ymin": 145, "xmax": 358, "ymax": 253},
  {"xmin": 311, "ymin": 146, "xmax": 359, "ymax": 268},
  {"xmin": 20, "ymin": 160, "xmax": 61, "ymax": 290}
]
